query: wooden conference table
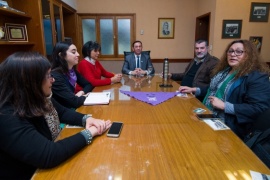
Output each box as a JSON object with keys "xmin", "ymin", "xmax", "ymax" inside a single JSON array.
[{"xmin": 33, "ymin": 75, "xmax": 270, "ymax": 179}]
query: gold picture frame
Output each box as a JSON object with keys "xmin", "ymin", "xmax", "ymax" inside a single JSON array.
[
  {"xmin": 250, "ymin": 36, "xmax": 263, "ymax": 53},
  {"xmin": 0, "ymin": 26, "xmax": 7, "ymax": 41},
  {"xmin": 158, "ymin": 18, "xmax": 175, "ymax": 39},
  {"xmin": 5, "ymin": 23, "xmax": 28, "ymax": 42}
]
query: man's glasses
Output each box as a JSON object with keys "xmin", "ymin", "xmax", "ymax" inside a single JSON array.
[
  {"xmin": 227, "ymin": 49, "xmax": 245, "ymax": 56},
  {"xmin": 46, "ymin": 73, "xmax": 54, "ymax": 80}
]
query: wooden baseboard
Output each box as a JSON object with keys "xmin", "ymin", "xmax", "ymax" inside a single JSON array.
[{"xmin": 152, "ymin": 58, "xmax": 192, "ymax": 63}]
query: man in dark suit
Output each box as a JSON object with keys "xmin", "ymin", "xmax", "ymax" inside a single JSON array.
[{"xmin": 122, "ymin": 40, "xmax": 155, "ymax": 76}]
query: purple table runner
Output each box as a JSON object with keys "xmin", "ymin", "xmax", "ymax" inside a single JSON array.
[{"xmin": 120, "ymin": 90, "xmax": 177, "ymax": 106}]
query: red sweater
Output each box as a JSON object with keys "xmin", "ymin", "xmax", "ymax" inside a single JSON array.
[{"xmin": 75, "ymin": 59, "xmax": 114, "ymax": 92}]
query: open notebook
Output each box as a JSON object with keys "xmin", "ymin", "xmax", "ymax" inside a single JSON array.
[{"xmin": 84, "ymin": 92, "xmax": 111, "ymax": 105}]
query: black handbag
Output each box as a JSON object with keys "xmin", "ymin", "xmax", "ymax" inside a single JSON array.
[{"xmin": 245, "ymin": 129, "xmax": 270, "ymax": 168}]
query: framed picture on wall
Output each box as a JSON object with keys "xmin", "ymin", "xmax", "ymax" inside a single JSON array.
[
  {"xmin": 5, "ymin": 23, "xmax": 28, "ymax": 42},
  {"xmin": 249, "ymin": 2, "xmax": 269, "ymax": 22},
  {"xmin": 222, "ymin": 20, "xmax": 242, "ymax": 39},
  {"xmin": 0, "ymin": 26, "xmax": 7, "ymax": 41},
  {"xmin": 249, "ymin": 36, "xmax": 263, "ymax": 53},
  {"xmin": 158, "ymin": 18, "xmax": 175, "ymax": 39}
]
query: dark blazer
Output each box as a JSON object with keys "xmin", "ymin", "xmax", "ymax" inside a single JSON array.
[
  {"xmin": 0, "ymin": 99, "xmax": 86, "ymax": 180},
  {"xmin": 122, "ymin": 53, "xmax": 155, "ymax": 75},
  {"xmin": 201, "ymin": 71, "xmax": 270, "ymax": 140},
  {"xmin": 171, "ymin": 53, "xmax": 219, "ymax": 88},
  {"xmin": 52, "ymin": 69, "xmax": 94, "ymax": 109}
]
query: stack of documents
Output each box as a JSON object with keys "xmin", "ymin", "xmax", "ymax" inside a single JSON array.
[{"xmin": 84, "ymin": 92, "xmax": 111, "ymax": 105}]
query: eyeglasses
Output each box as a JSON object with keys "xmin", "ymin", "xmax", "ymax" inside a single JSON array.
[
  {"xmin": 227, "ymin": 49, "xmax": 245, "ymax": 56},
  {"xmin": 46, "ymin": 73, "xmax": 54, "ymax": 80}
]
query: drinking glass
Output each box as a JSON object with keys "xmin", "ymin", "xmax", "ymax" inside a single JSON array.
[{"xmin": 147, "ymin": 65, "xmax": 153, "ymax": 74}]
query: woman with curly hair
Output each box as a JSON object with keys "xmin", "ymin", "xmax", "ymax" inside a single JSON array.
[{"xmin": 179, "ymin": 40, "xmax": 270, "ymax": 140}]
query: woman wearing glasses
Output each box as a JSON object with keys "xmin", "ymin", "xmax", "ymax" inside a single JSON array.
[
  {"xmin": 0, "ymin": 52, "xmax": 111, "ymax": 179},
  {"xmin": 179, "ymin": 40, "xmax": 270, "ymax": 140},
  {"xmin": 51, "ymin": 41, "xmax": 94, "ymax": 109}
]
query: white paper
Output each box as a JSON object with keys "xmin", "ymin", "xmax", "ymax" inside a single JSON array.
[
  {"xmin": 84, "ymin": 92, "xmax": 111, "ymax": 105},
  {"xmin": 250, "ymin": 170, "xmax": 270, "ymax": 180},
  {"xmin": 203, "ymin": 119, "xmax": 230, "ymax": 131},
  {"xmin": 65, "ymin": 125, "xmax": 83, "ymax": 128}
]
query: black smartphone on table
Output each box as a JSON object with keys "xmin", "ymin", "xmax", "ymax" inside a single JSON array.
[
  {"xmin": 107, "ymin": 122, "xmax": 123, "ymax": 138},
  {"xmin": 196, "ymin": 114, "xmax": 215, "ymax": 119}
]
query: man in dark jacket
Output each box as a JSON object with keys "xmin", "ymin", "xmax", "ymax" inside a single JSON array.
[{"xmin": 170, "ymin": 39, "xmax": 218, "ymax": 89}]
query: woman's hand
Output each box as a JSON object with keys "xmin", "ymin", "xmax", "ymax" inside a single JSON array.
[
  {"xmin": 75, "ymin": 91, "xmax": 85, "ymax": 97},
  {"xmin": 111, "ymin": 74, "xmax": 122, "ymax": 83},
  {"xmin": 85, "ymin": 117, "xmax": 111, "ymax": 136},
  {"xmin": 83, "ymin": 92, "xmax": 90, "ymax": 97},
  {"xmin": 208, "ymin": 96, "xmax": 225, "ymax": 110},
  {"xmin": 178, "ymin": 86, "xmax": 196, "ymax": 93}
]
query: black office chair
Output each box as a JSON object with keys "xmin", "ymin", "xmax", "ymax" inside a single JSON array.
[
  {"xmin": 254, "ymin": 108, "xmax": 270, "ymax": 131},
  {"xmin": 123, "ymin": 51, "xmax": 151, "ymax": 59},
  {"xmin": 246, "ymin": 108, "xmax": 270, "ymax": 168}
]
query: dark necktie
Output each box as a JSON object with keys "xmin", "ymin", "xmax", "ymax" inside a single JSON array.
[{"xmin": 136, "ymin": 56, "xmax": 140, "ymax": 68}]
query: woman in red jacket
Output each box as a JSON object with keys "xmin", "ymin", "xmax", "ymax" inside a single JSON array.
[{"xmin": 76, "ymin": 41, "xmax": 122, "ymax": 92}]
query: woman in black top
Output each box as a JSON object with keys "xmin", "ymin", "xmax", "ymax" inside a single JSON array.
[
  {"xmin": 0, "ymin": 52, "xmax": 111, "ymax": 179},
  {"xmin": 51, "ymin": 41, "xmax": 94, "ymax": 108}
]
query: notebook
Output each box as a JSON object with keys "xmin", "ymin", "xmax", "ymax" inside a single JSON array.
[{"xmin": 84, "ymin": 92, "xmax": 111, "ymax": 105}]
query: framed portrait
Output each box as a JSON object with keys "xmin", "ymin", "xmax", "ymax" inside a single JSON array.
[
  {"xmin": 249, "ymin": 36, "xmax": 263, "ymax": 53},
  {"xmin": 0, "ymin": 26, "xmax": 7, "ymax": 41},
  {"xmin": 5, "ymin": 23, "xmax": 28, "ymax": 42},
  {"xmin": 249, "ymin": 2, "xmax": 269, "ymax": 22},
  {"xmin": 158, "ymin": 18, "xmax": 175, "ymax": 39},
  {"xmin": 222, "ymin": 20, "xmax": 242, "ymax": 39}
]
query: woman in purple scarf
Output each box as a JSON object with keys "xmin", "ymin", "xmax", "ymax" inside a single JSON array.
[{"xmin": 51, "ymin": 41, "xmax": 94, "ymax": 109}]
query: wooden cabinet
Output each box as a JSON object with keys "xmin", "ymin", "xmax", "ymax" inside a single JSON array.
[
  {"xmin": 0, "ymin": 0, "xmax": 77, "ymax": 62},
  {"xmin": 0, "ymin": 0, "xmax": 45, "ymax": 62}
]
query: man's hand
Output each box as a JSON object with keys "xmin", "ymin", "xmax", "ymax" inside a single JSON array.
[{"xmin": 178, "ymin": 86, "xmax": 196, "ymax": 93}]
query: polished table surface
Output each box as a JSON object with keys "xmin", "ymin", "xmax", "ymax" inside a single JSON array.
[{"xmin": 33, "ymin": 75, "xmax": 270, "ymax": 179}]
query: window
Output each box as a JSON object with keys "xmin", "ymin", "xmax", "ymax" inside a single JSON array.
[{"xmin": 79, "ymin": 14, "xmax": 135, "ymax": 59}]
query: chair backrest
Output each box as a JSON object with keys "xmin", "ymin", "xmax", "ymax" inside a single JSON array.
[{"xmin": 123, "ymin": 51, "xmax": 151, "ymax": 59}]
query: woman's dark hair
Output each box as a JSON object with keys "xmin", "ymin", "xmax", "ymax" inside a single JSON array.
[
  {"xmin": 212, "ymin": 39, "xmax": 269, "ymax": 78},
  {"xmin": 0, "ymin": 51, "xmax": 51, "ymax": 118},
  {"xmin": 51, "ymin": 41, "xmax": 73, "ymax": 74},
  {"xmin": 82, "ymin": 41, "xmax": 101, "ymax": 58}
]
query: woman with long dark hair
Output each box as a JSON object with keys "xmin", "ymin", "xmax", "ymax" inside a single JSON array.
[
  {"xmin": 0, "ymin": 52, "xmax": 111, "ymax": 179},
  {"xmin": 51, "ymin": 41, "xmax": 94, "ymax": 108}
]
